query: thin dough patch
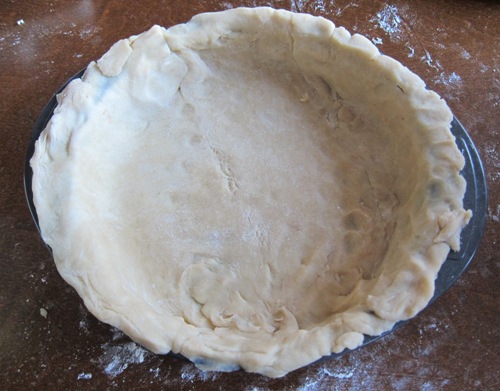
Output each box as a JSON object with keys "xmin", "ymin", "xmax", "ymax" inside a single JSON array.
[{"xmin": 31, "ymin": 7, "xmax": 471, "ymax": 377}]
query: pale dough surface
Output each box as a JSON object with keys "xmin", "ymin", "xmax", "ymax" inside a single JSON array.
[{"xmin": 31, "ymin": 7, "xmax": 472, "ymax": 377}]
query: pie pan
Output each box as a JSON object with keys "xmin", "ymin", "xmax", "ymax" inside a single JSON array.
[{"xmin": 25, "ymin": 10, "xmax": 486, "ymax": 376}]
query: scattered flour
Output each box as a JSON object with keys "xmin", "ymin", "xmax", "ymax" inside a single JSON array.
[
  {"xmin": 77, "ymin": 372, "xmax": 92, "ymax": 380},
  {"xmin": 291, "ymin": 0, "xmax": 305, "ymax": 12},
  {"xmin": 290, "ymin": 0, "xmax": 327, "ymax": 14},
  {"xmin": 371, "ymin": 4, "xmax": 403, "ymax": 40},
  {"xmin": 78, "ymin": 319, "xmax": 88, "ymax": 331},
  {"xmin": 484, "ymin": 144, "xmax": 500, "ymax": 183},
  {"xmin": 480, "ymin": 63, "xmax": 490, "ymax": 73},
  {"xmin": 293, "ymin": 315, "xmax": 458, "ymax": 391},
  {"xmin": 111, "ymin": 326, "xmax": 125, "ymax": 341},
  {"xmin": 78, "ymin": 304, "xmax": 90, "ymax": 334},
  {"xmin": 149, "ymin": 367, "xmax": 161, "ymax": 378},
  {"xmin": 461, "ymin": 49, "xmax": 471, "ymax": 60},
  {"xmin": 311, "ymin": 0, "xmax": 326, "ymax": 13},
  {"xmin": 420, "ymin": 50, "xmax": 441, "ymax": 70},
  {"xmin": 156, "ymin": 362, "xmax": 223, "ymax": 388},
  {"xmin": 433, "ymin": 71, "xmax": 464, "ymax": 101},
  {"xmin": 98, "ymin": 341, "xmax": 151, "ymax": 378},
  {"xmin": 220, "ymin": 1, "xmax": 234, "ymax": 9},
  {"xmin": 435, "ymin": 71, "xmax": 462, "ymax": 87},
  {"xmin": 79, "ymin": 26, "xmax": 100, "ymax": 39},
  {"xmin": 334, "ymin": 2, "xmax": 359, "ymax": 16},
  {"xmin": 179, "ymin": 363, "xmax": 220, "ymax": 382},
  {"xmin": 322, "ymin": 367, "xmax": 355, "ymax": 379},
  {"xmin": 297, "ymin": 365, "xmax": 356, "ymax": 390},
  {"xmin": 488, "ymin": 205, "xmax": 500, "ymax": 223}
]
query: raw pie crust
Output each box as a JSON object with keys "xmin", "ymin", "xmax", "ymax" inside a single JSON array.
[{"xmin": 31, "ymin": 7, "xmax": 472, "ymax": 377}]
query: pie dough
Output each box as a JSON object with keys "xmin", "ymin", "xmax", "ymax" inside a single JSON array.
[{"xmin": 31, "ymin": 7, "xmax": 472, "ymax": 377}]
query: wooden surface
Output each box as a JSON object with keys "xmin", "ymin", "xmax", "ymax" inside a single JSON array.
[{"xmin": 1, "ymin": 0, "xmax": 499, "ymax": 389}]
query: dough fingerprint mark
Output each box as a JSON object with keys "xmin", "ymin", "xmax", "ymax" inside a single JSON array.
[{"xmin": 209, "ymin": 145, "xmax": 239, "ymax": 193}]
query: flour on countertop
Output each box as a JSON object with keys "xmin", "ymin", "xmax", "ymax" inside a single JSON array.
[
  {"xmin": 435, "ymin": 71, "xmax": 462, "ymax": 87},
  {"xmin": 290, "ymin": 0, "xmax": 327, "ymax": 14},
  {"xmin": 79, "ymin": 26, "xmax": 101, "ymax": 40},
  {"xmin": 488, "ymin": 205, "xmax": 499, "ymax": 223},
  {"xmin": 480, "ymin": 63, "xmax": 490, "ymax": 73},
  {"xmin": 371, "ymin": 4, "xmax": 403, "ymax": 40},
  {"xmin": 420, "ymin": 50, "xmax": 442, "ymax": 71},
  {"xmin": 297, "ymin": 364, "xmax": 358, "ymax": 390},
  {"xmin": 461, "ymin": 49, "xmax": 471, "ymax": 60},
  {"xmin": 149, "ymin": 367, "xmax": 161, "ymax": 378},
  {"xmin": 179, "ymin": 363, "xmax": 220, "ymax": 382},
  {"xmin": 220, "ymin": 1, "xmax": 234, "ymax": 9},
  {"xmin": 484, "ymin": 144, "xmax": 500, "ymax": 184},
  {"xmin": 334, "ymin": 2, "xmax": 360, "ymax": 16},
  {"xmin": 98, "ymin": 341, "xmax": 152, "ymax": 378},
  {"xmin": 78, "ymin": 304, "xmax": 90, "ymax": 334},
  {"xmin": 442, "ymin": 71, "xmax": 462, "ymax": 85},
  {"xmin": 77, "ymin": 372, "xmax": 92, "ymax": 380},
  {"xmin": 111, "ymin": 326, "xmax": 125, "ymax": 341},
  {"xmin": 291, "ymin": 0, "xmax": 306, "ymax": 13},
  {"xmin": 294, "ymin": 315, "xmax": 456, "ymax": 390},
  {"xmin": 311, "ymin": 0, "xmax": 326, "ymax": 13},
  {"xmin": 432, "ymin": 70, "xmax": 464, "ymax": 101}
]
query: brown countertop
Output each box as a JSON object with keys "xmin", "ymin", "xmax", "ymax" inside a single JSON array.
[{"xmin": 1, "ymin": 1, "xmax": 499, "ymax": 389}]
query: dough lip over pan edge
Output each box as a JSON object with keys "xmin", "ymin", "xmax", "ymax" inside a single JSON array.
[{"xmin": 25, "ymin": 6, "xmax": 485, "ymax": 380}]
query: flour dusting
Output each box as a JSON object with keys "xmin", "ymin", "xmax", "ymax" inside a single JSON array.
[
  {"xmin": 293, "ymin": 317, "xmax": 457, "ymax": 391},
  {"xmin": 488, "ymin": 205, "xmax": 499, "ymax": 223},
  {"xmin": 78, "ymin": 304, "xmax": 90, "ymax": 334},
  {"xmin": 435, "ymin": 71, "xmax": 462, "ymax": 87},
  {"xmin": 77, "ymin": 372, "xmax": 92, "ymax": 380},
  {"xmin": 179, "ymin": 363, "xmax": 220, "ymax": 382},
  {"xmin": 297, "ymin": 365, "xmax": 357, "ymax": 390},
  {"xmin": 371, "ymin": 4, "xmax": 402, "ymax": 40},
  {"xmin": 420, "ymin": 50, "xmax": 441, "ymax": 70},
  {"xmin": 480, "ymin": 63, "xmax": 490, "ymax": 73},
  {"xmin": 290, "ymin": 0, "xmax": 327, "ymax": 14},
  {"xmin": 323, "ymin": 367, "xmax": 355, "ymax": 379},
  {"xmin": 79, "ymin": 27, "xmax": 98, "ymax": 39},
  {"xmin": 98, "ymin": 341, "xmax": 151, "ymax": 378},
  {"xmin": 111, "ymin": 326, "xmax": 125, "ymax": 341},
  {"xmin": 312, "ymin": 0, "xmax": 326, "ymax": 13},
  {"xmin": 220, "ymin": 1, "xmax": 234, "ymax": 9},
  {"xmin": 461, "ymin": 49, "xmax": 471, "ymax": 60},
  {"xmin": 484, "ymin": 144, "xmax": 500, "ymax": 183}
]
